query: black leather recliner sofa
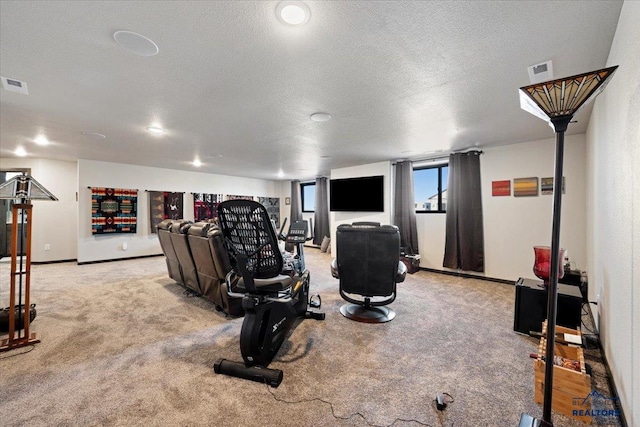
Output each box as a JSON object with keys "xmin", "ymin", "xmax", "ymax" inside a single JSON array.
[{"xmin": 157, "ymin": 219, "xmax": 243, "ymax": 316}]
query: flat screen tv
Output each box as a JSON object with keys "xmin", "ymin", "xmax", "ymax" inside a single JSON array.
[{"xmin": 330, "ymin": 175, "xmax": 384, "ymax": 212}]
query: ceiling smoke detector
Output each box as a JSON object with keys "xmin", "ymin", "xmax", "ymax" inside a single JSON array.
[
  {"xmin": 527, "ymin": 60, "xmax": 554, "ymax": 84},
  {"xmin": 1, "ymin": 76, "xmax": 29, "ymax": 95}
]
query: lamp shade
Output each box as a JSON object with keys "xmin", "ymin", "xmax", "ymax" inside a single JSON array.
[
  {"xmin": 519, "ymin": 66, "xmax": 618, "ymax": 123},
  {"xmin": 0, "ymin": 172, "xmax": 58, "ymax": 201}
]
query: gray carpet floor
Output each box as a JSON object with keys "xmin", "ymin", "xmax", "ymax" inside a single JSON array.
[{"xmin": 0, "ymin": 249, "xmax": 621, "ymax": 426}]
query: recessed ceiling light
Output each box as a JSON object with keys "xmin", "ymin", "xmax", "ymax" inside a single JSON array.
[
  {"xmin": 113, "ymin": 31, "xmax": 159, "ymax": 56},
  {"xmin": 193, "ymin": 158, "xmax": 202, "ymax": 167},
  {"xmin": 276, "ymin": 1, "xmax": 311, "ymax": 26},
  {"xmin": 34, "ymin": 135, "xmax": 50, "ymax": 146},
  {"xmin": 277, "ymin": 170, "xmax": 285, "ymax": 178},
  {"xmin": 310, "ymin": 112, "xmax": 331, "ymax": 122},
  {"xmin": 15, "ymin": 146, "xmax": 27, "ymax": 157},
  {"xmin": 147, "ymin": 126, "xmax": 165, "ymax": 135}
]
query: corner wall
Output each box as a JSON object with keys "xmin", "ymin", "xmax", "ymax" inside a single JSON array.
[
  {"xmin": 585, "ymin": 2, "xmax": 639, "ymax": 424},
  {"xmin": 0, "ymin": 158, "xmax": 77, "ymax": 262}
]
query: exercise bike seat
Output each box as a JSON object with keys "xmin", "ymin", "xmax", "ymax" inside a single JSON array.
[{"xmin": 233, "ymin": 274, "xmax": 293, "ymax": 293}]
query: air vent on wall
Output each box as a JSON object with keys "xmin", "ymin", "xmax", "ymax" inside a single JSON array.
[
  {"xmin": 1, "ymin": 76, "xmax": 29, "ymax": 95},
  {"xmin": 527, "ymin": 60, "xmax": 554, "ymax": 84}
]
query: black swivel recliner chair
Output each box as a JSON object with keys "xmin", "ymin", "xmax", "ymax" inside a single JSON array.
[{"xmin": 331, "ymin": 222, "xmax": 407, "ymax": 323}]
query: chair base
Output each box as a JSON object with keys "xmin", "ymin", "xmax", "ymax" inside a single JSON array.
[{"xmin": 339, "ymin": 303, "xmax": 396, "ymax": 323}]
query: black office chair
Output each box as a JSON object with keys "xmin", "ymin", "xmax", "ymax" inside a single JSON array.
[{"xmin": 331, "ymin": 222, "xmax": 407, "ymax": 323}]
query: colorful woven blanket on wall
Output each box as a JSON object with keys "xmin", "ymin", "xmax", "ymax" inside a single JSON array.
[
  {"xmin": 194, "ymin": 193, "xmax": 222, "ymax": 222},
  {"xmin": 91, "ymin": 187, "xmax": 137, "ymax": 234},
  {"xmin": 148, "ymin": 191, "xmax": 184, "ymax": 233}
]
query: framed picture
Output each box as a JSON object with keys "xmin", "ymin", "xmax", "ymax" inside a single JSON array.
[
  {"xmin": 541, "ymin": 177, "xmax": 565, "ymax": 195},
  {"xmin": 513, "ymin": 177, "xmax": 538, "ymax": 197},
  {"xmin": 492, "ymin": 180, "xmax": 511, "ymax": 196}
]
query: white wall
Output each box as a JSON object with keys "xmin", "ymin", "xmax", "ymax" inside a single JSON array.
[
  {"xmin": 77, "ymin": 159, "xmax": 284, "ymax": 263},
  {"xmin": 481, "ymin": 135, "xmax": 587, "ymax": 280},
  {"xmin": 585, "ymin": 2, "xmax": 639, "ymax": 425},
  {"xmin": 0, "ymin": 158, "xmax": 77, "ymax": 262},
  {"xmin": 329, "ymin": 161, "xmax": 393, "ymax": 254},
  {"xmin": 415, "ymin": 134, "xmax": 587, "ymax": 282}
]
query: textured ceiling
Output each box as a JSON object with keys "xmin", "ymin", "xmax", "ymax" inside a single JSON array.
[{"xmin": 0, "ymin": 1, "xmax": 623, "ymax": 181}]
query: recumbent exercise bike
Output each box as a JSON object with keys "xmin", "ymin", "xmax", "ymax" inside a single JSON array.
[{"xmin": 214, "ymin": 200, "xmax": 324, "ymax": 387}]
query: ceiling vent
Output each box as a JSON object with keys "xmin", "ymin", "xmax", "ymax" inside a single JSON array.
[
  {"xmin": 527, "ymin": 60, "xmax": 554, "ymax": 84},
  {"xmin": 1, "ymin": 76, "xmax": 29, "ymax": 95}
]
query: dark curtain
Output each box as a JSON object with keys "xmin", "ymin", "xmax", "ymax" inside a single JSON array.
[
  {"xmin": 393, "ymin": 161, "xmax": 419, "ymax": 254},
  {"xmin": 443, "ymin": 151, "xmax": 484, "ymax": 272},
  {"xmin": 313, "ymin": 177, "xmax": 330, "ymax": 245},
  {"xmin": 290, "ymin": 180, "xmax": 302, "ymax": 222}
]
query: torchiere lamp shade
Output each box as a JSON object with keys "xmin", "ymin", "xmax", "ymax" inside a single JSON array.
[
  {"xmin": 0, "ymin": 172, "xmax": 58, "ymax": 201},
  {"xmin": 519, "ymin": 66, "xmax": 618, "ymax": 124}
]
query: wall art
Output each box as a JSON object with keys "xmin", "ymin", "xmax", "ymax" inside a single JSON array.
[
  {"xmin": 194, "ymin": 193, "xmax": 223, "ymax": 221},
  {"xmin": 148, "ymin": 191, "xmax": 184, "ymax": 233},
  {"xmin": 258, "ymin": 197, "xmax": 281, "ymax": 228},
  {"xmin": 540, "ymin": 177, "xmax": 565, "ymax": 195},
  {"xmin": 492, "ymin": 180, "xmax": 511, "ymax": 196},
  {"xmin": 513, "ymin": 177, "xmax": 538, "ymax": 197},
  {"xmin": 91, "ymin": 187, "xmax": 137, "ymax": 234}
]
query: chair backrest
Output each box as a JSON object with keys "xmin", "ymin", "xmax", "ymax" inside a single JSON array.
[
  {"xmin": 335, "ymin": 222, "xmax": 401, "ymax": 298},
  {"xmin": 157, "ymin": 219, "xmax": 183, "ymax": 285},
  {"xmin": 168, "ymin": 220, "xmax": 200, "ymax": 293},
  {"xmin": 187, "ymin": 222, "xmax": 221, "ymax": 300},
  {"xmin": 217, "ymin": 200, "xmax": 283, "ymax": 280}
]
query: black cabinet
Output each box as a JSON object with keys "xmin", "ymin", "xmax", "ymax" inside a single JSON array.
[{"xmin": 513, "ymin": 277, "xmax": 582, "ymax": 334}]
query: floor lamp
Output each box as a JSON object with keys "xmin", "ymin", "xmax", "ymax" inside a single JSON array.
[
  {"xmin": 0, "ymin": 172, "xmax": 57, "ymax": 352},
  {"xmin": 516, "ymin": 66, "xmax": 618, "ymax": 427}
]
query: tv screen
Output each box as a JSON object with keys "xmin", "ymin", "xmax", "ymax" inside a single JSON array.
[{"xmin": 330, "ymin": 175, "xmax": 384, "ymax": 212}]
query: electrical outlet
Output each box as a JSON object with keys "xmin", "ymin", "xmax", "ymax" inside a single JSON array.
[
  {"xmin": 122, "ymin": 242, "xmax": 128, "ymax": 251},
  {"xmin": 44, "ymin": 244, "xmax": 51, "ymax": 251}
]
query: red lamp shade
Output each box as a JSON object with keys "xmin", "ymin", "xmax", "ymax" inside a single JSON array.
[{"xmin": 533, "ymin": 246, "xmax": 565, "ymax": 286}]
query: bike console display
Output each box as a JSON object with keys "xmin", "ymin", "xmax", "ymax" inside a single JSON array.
[{"xmin": 286, "ymin": 221, "xmax": 309, "ymax": 244}]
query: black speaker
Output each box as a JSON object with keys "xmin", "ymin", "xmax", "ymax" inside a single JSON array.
[{"xmin": 513, "ymin": 278, "xmax": 582, "ymax": 334}]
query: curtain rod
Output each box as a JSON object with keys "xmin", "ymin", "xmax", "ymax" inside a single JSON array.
[
  {"xmin": 87, "ymin": 186, "xmax": 139, "ymax": 190},
  {"xmin": 393, "ymin": 149, "xmax": 483, "ymax": 165}
]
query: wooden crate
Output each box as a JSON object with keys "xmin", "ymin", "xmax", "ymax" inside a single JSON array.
[{"xmin": 534, "ymin": 322, "xmax": 592, "ymax": 424}]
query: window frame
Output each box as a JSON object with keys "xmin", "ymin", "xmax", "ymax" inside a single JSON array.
[
  {"xmin": 300, "ymin": 181, "xmax": 316, "ymax": 213},
  {"xmin": 414, "ymin": 163, "xmax": 448, "ymax": 214}
]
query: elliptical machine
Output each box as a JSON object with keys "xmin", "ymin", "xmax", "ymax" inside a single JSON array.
[{"xmin": 214, "ymin": 200, "xmax": 324, "ymax": 387}]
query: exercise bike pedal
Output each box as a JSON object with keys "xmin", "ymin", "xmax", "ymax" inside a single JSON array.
[
  {"xmin": 309, "ymin": 294, "xmax": 322, "ymax": 309},
  {"xmin": 306, "ymin": 310, "xmax": 325, "ymax": 321}
]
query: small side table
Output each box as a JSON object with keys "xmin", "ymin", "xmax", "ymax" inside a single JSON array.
[{"xmin": 513, "ymin": 277, "xmax": 582, "ymax": 334}]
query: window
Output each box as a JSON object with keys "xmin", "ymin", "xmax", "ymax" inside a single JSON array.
[
  {"xmin": 301, "ymin": 182, "xmax": 315, "ymax": 212},
  {"xmin": 414, "ymin": 163, "xmax": 448, "ymax": 213}
]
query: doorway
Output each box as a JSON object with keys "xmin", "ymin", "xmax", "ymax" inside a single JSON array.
[{"xmin": 0, "ymin": 168, "xmax": 31, "ymax": 259}]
